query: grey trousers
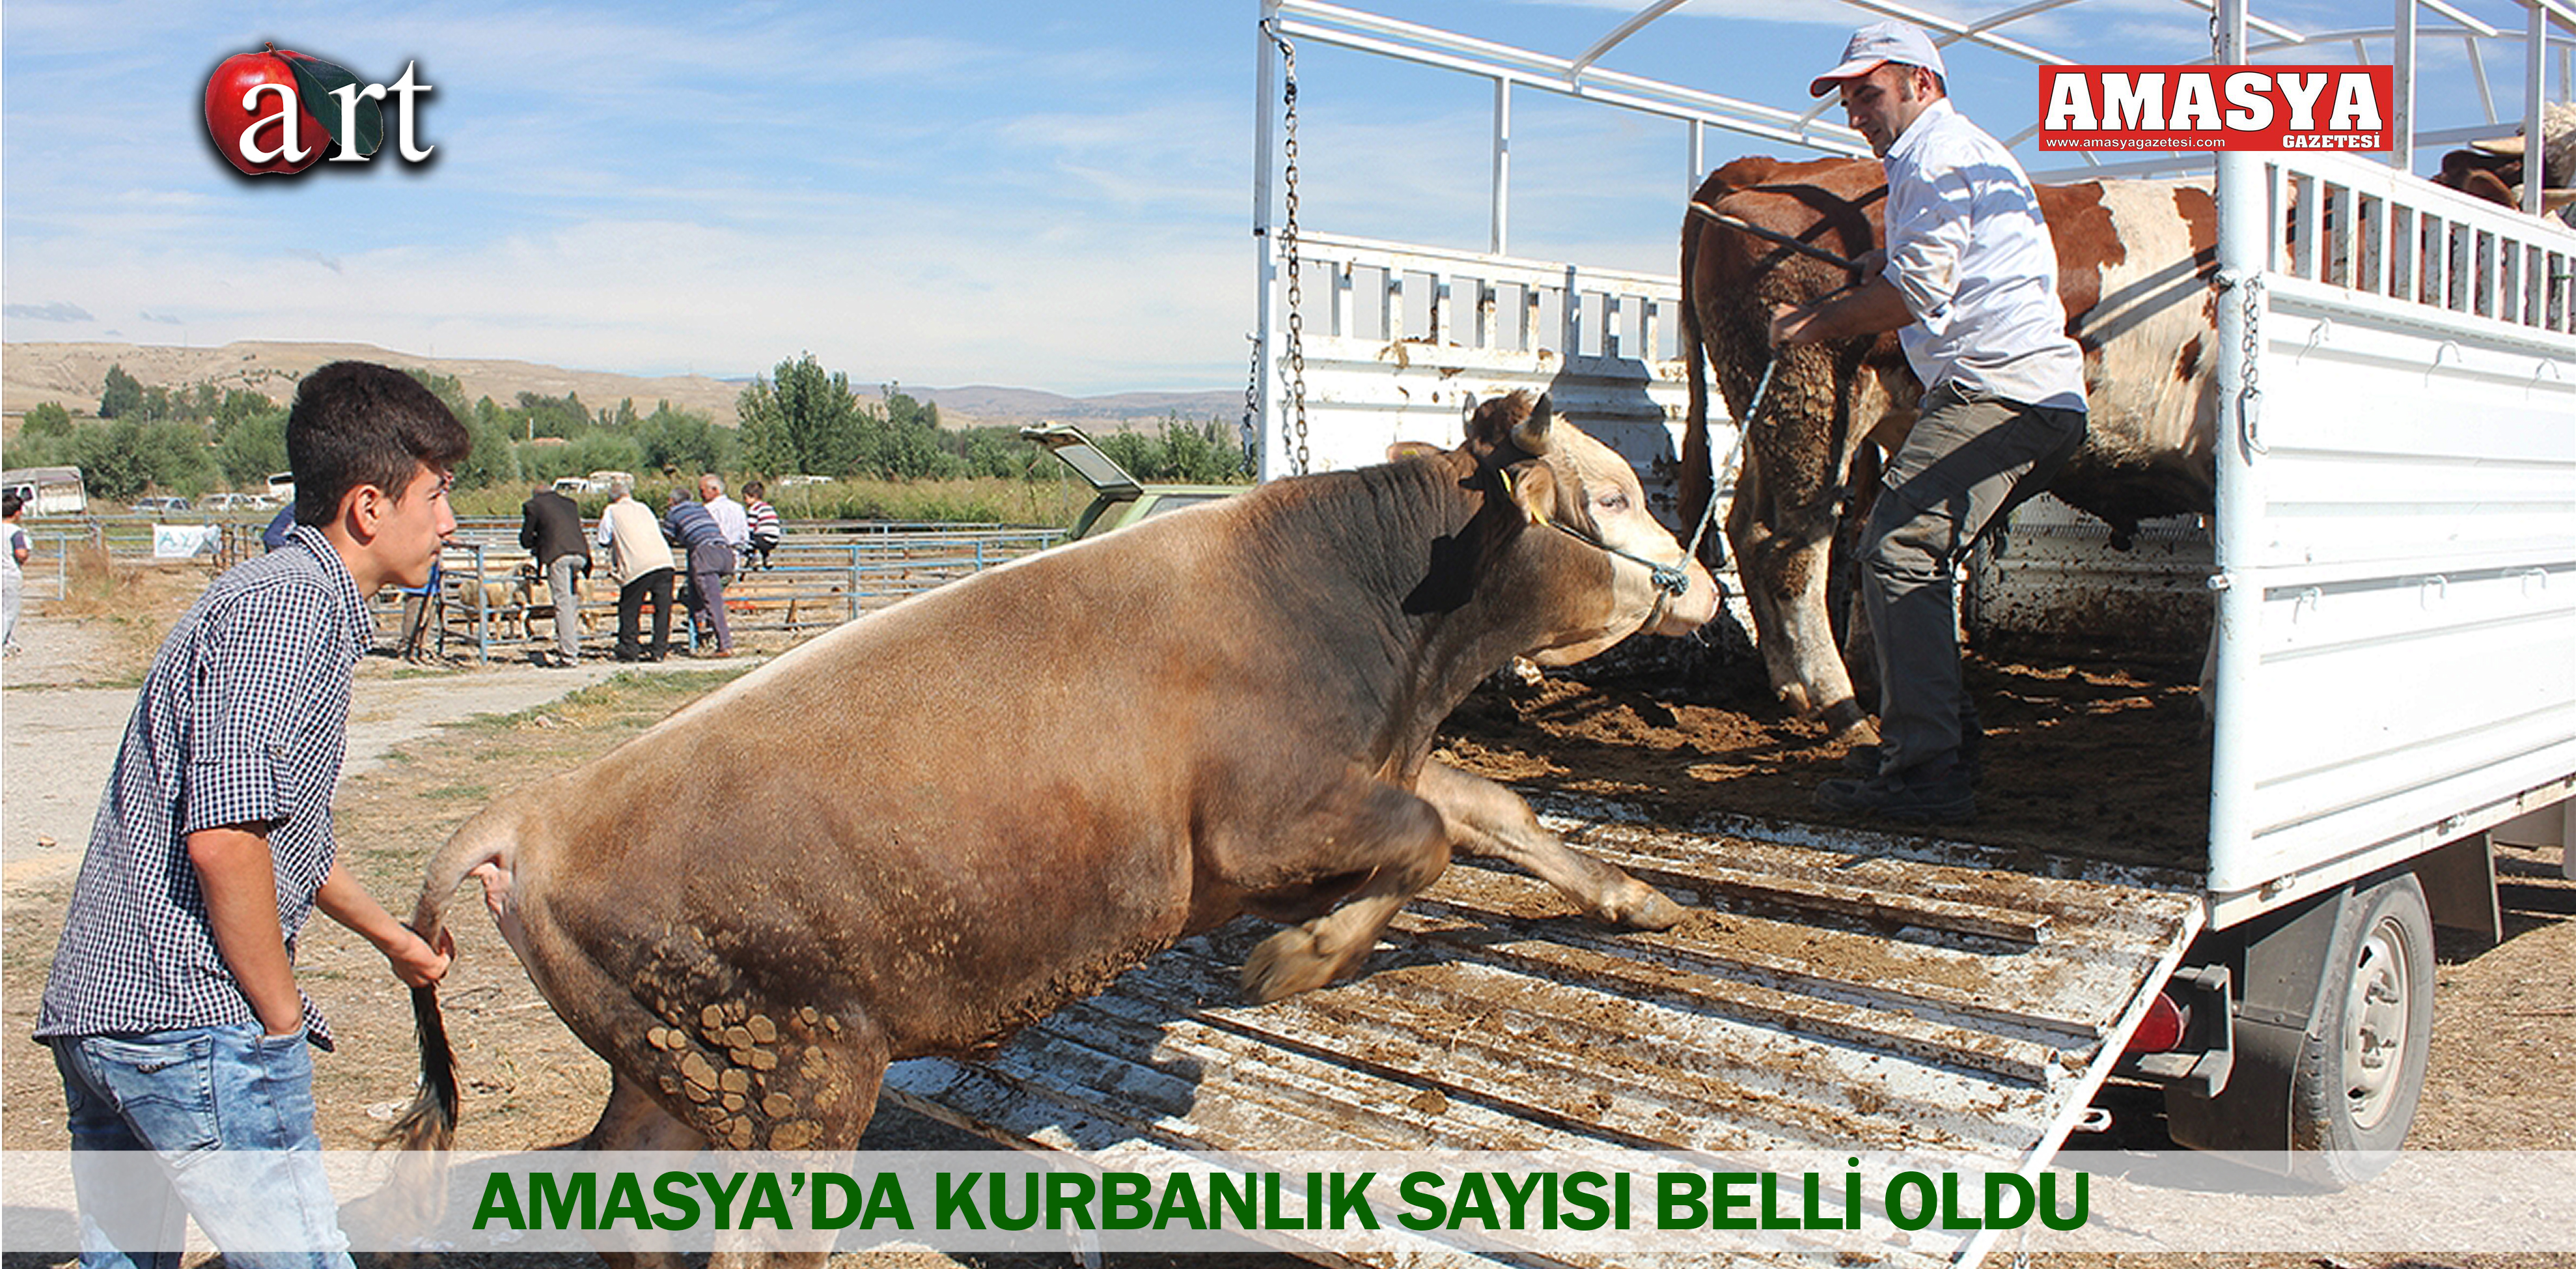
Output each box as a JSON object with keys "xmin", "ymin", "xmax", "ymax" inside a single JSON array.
[
  {"xmin": 1862, "ymin": 381, "xmax": 2086, "ymax": 776},
  {"xmin": 546, "ymin": 554, "xmax": 583, "ymax": 660}
]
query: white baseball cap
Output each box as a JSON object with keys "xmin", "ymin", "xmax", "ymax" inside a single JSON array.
[{"xmin": 1809, "ymin": 21, "xmax": 1947, "ymax": 97}]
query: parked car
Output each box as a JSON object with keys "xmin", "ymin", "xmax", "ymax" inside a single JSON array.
[
  {"xmin": 201, "ymin": 492, "xmax": 271, "ymax": 512},
  {"xmin": 1019, "ymin": 425, "xmax": 1241, "ymax": 541},
  {"xmin": 130, "ymin": 495, "xmax": 194, "ymax": 516}
]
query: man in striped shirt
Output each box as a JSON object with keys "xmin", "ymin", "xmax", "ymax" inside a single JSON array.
[
  {"xmin": 36, "ymin": 362, "xmax": 466, "ymax": 1268},
  {"xmin": 740, "ymin": 479, "xmax": 782, "ymax": 571}
]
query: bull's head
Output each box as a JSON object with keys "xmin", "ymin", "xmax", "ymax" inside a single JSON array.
[{"xmin": 1456, "ymin": 391, "xmax": 1719, "ymax": 664}]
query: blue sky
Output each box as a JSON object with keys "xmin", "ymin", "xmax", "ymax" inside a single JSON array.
[{"xmin": 2, "ymin": 1, "xmax": 2546, "ymax": 395}]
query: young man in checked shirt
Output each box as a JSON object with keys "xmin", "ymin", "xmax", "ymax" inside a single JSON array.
[{"xmin": 35, "ymin": 361, "xmax": 467, "ymax": 1268}]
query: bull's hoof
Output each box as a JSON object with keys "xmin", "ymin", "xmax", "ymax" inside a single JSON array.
[
  {"xmin": 1818, "ymin": 699, "xmax": 1875, "ymax": 742},
  {"xmin": 1241, "ymin": 928, "xmax": 1340, "ymax": 1004},
  {"xmin": 1602, "ymin": 884, "xmax": 1688, "ymax": 932}
]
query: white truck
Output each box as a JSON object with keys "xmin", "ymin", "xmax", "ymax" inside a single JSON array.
[
  {"xmin": 886, "ymin": 3, "xmax": 2575, "ymax": 1264},
  {"xmin": 1, "ymin": 466, "xmax": 89, "ymax": 517}
]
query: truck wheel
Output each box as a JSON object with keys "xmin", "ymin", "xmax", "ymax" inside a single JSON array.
[{"xmin": 2290, "ymin": 871, "xmax": 2433, "ymax": 1188}]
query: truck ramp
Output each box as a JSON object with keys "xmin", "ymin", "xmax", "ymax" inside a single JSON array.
[{"xmin": 884, "ymin": 796, "xmax": 2203, "ymax": 1267}]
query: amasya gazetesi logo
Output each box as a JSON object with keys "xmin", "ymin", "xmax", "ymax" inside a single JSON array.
[{"xmin": 202, "ymin": 42, "xmax": 434, "ymax": 176}]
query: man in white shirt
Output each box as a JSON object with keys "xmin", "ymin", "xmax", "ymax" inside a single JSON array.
[
  {"xmin": 699, "ymin": 474, "xmax": 749, "ymax": 550},
  {"xmin": 1768, "ymin": 21, "xmax": 2088, "ymax": 824}
]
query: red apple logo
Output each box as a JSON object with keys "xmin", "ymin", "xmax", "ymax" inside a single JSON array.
[{"xmin": 203, "ymin": 44, "xmax": 382, "ymax": 176}]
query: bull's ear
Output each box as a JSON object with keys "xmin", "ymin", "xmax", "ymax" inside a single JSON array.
[
  {"xmin": 1386, "ymin": 441, "xmax": 1444, "ymax": 463},
  {"xmin": 1497, "ymin": 458, "xmax": 1558, "ymax": 527},
  {"xmin": 1464, "ymin": 389, "xmax": 1538, "ymax": 454}
]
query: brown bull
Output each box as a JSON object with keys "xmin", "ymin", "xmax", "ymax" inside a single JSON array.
[
  {"xmin": 392, "ymin": 393, "xmax": 1715, "ymax": 1258},
  {"xmin": 1680, "ymin": 155, "xmax": 2217, "ymax": 732}
]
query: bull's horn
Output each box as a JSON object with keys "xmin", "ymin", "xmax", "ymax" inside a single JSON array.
[{"xmin": 1511, "ymin": 394, "xmax": 1555, "ymax": 456}]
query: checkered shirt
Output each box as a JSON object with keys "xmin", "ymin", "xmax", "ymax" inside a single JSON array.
[{"xmin": 35, "ymin": 527, "xmax": 374, "ymax": 1049}]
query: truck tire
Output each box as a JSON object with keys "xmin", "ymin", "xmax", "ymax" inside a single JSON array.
[{"xmin": 2289, "ymin": 871, "xmax": 2433, "ymax": 1188}]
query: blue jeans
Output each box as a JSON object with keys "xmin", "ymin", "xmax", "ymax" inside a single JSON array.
[{"xmin": 51, "ymin": 1026, "xmax": 355, "ymax": 1269}]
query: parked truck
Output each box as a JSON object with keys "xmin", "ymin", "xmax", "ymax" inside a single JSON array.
[
  {"xmin": 1, "ymin": 466, "xmax": 88, "ymax": 517},
  {"xmin": 886, "ymin": 4, "xmax": 2576, "ymax": 1264}
]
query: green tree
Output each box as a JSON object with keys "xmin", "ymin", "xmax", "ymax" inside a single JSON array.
[
  {"xmin": 76, "ymin": 419, "xmax": 214, "ymax": 500},
  {"xmin": 514, "ymin": 391, "xmax": 592, "ymax": 440},
  {"xmin": 214, "ymin": 389, "xmax": 275, "ymax": 437},
  {"xmin": 452, "ymin": 411, "xmax": 521, "ymax": 492},
  {"xmin": 740, "ymin": 354, "xmax": 865, "ymax": 477},
  {"xmin": 736, "ymin": 403, "xmax": 798, "ymax": 479},
  {"xmin": 98, "ymin": 364, "xmax": 144, "ymax": 420},
  {"xmin": 215, "ymin": 410, "xmax": 290, "ymax": 486},
  {"xmin": 560, "ymin": 432, "xmax": 645, "ymax": 481},
  {"xmin": 626, "ymin": 402, "xmax": 721, "ymax": 474},
  {"xmin": 1, "ymin": 431, "xmax": 67, "ymax": 473},
  {"xmin": 21, "ymin": 402, "xmax": 74, "ymax": 438}
]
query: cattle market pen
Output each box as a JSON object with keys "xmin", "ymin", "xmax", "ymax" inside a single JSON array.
[{"xmin": 883, "ymin": 3, "xmax": 2576, "ymax": 1266}]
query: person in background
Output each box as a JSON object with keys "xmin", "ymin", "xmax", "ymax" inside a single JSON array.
[
  {"xmin": 261, "ymin": 502, "xmax": 298, "ymax": 552},
  {"xmin": 35, "ymin": 361, "xmax": 460, "ymax": 1269},
  {"xmin": 740, "ymin": 480, "xmax": 781, "ymax": 572},
  {"xmin": 664, "ymin": 487, "xmax": 735, "ymax": 658},
  {"xmin": 518, "ymin": 484, "xmax": 590, "ymax": 668},
  {"xmin": 699, "ymin": 473, "xmax": 748, "ymax": 555},
  {"xmin": 1768, "ymin": 21, "xmax": 2088, "ymax": 824},
  {"xmin": 3, "ymin": 490, "xmax": 29, "ymax": 655},
  {"xmin": 393, "ymin": 559, "xmax": 444, "ymax": 662},
  {"xmin": 595, "ymin": 475, "xmax": 674, "ymax": 662}
]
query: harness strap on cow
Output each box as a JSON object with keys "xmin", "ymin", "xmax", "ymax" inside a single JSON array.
[
  {"xmin": 1534, "ymin": 354, "xmax": 1776, "ymax": 604},
  {"xmin": 1542, "ymin": 518, "xmax": 1695, "ymax": 597},
  {"xmin": 1687, "ymin": 202, "xmax": 1863, "ymax": 273}
]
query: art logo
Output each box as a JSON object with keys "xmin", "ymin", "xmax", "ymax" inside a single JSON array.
[
  {"xmin": 202, "ymin": 42, "xmax": 433, "ymax": 176},
  {"xmin": 2038, "ymin": 66, "xmax": 2392, "ymax": 152}
]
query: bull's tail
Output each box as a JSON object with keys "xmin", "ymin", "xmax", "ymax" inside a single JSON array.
[
  {"xmin": 381, "ymin": 807, "xmax": 518, "ymax": 1154},
  {"xmin": 1677, "ymin": 176, "xmax": 1719, "ymax": 552}
]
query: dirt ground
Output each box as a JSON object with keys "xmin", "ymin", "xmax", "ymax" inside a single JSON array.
[{"xmin": 3, "ymin": 584, "xmax": 2569, "ymax": 1269}]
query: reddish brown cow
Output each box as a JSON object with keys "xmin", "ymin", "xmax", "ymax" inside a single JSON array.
[
  {"xmin": 1680, "ymin": 155, "xmax": 2217, "ymax": 733},
  {"xmin": 391, "ymin": 393, "xmax": 1715, "ymax": 1265}
]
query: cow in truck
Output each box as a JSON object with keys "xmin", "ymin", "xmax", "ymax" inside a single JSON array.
[{"xmin": 1680, "ymin": 154, "xmax": 2219, "ymax": 736}]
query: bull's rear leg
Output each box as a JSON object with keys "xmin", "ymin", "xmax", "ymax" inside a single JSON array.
[
  {"xmin": 1417, "ymin": 762, "xmax": 1685, "ymax": 930},
  {"xmin": 1241, "ymin": 782, "xmax": 1450, "ymax": 1004},
  {"xmin": 585, "ymin": 1076, "xmax": 708, "ymax": 1269},
  {"xmin": 623, "ymin": 1006, "xmax": 892, "ymax": 1269}
]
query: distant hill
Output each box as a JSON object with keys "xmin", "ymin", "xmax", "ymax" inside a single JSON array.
[
  {"xmin": 911, "ymin": 384, "xmax": 1240, "ymax": 429},
  {"xmin": 2, "ymin": 341, "xmax": 1238, "ymax": 432},
  {"xmin": 3, "ymin": 341, "xmax": 747, "ymax": 426}
]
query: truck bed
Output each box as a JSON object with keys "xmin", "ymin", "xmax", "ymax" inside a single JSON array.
[{"xmin": 883, "ymin": 796, "xmax": 2203, "ymax": 1267}]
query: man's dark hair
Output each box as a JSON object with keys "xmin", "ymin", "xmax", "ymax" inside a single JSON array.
[
  {"xmin": 3, "ymin": 490, "xmax": 23, "ymax": 518},
  {"xmin": 288, "ymin": 362, "xmax": 472, "ymax": 527}
]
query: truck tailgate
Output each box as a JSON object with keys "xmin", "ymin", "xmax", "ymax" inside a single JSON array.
[{"xmin": 883, "ymin": 796, "xmax": 2204, "ymax": 1266}]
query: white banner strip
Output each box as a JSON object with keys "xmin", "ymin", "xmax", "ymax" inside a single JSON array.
[{"xmin": 4, "ymin": 1149, "xmax": 2571, "ymax": 1259}]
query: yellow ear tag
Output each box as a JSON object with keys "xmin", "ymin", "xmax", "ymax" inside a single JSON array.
[{"xmin": 1498, "ymin": 467, "xmax": 1547, "ymax": 526}]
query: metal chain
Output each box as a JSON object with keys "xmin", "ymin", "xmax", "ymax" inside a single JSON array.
[
  {"xmin": 1266, "ymin": 20, "xmax": 1311, "ymax": 475},
  {"xmin": 2239, "ymin": 272, "xmax": 2267, "ymax": 453},
  {"xmin": 1239, "ymin": 332, "xmax": 1263, "ymax": 476}
]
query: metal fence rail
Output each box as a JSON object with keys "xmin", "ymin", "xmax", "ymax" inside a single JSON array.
[
  {"xmin": 12, "ymin": 516, "xmax": 1065, "ymax": 663},
  {"xmin": 415, "ymin": 525, "xmax": 1066, "ymax": 662}
]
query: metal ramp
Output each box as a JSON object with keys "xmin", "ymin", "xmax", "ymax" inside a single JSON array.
[{"xmin": 883, "ymin": 796, "xmax": 2203, "ymax": 1267}]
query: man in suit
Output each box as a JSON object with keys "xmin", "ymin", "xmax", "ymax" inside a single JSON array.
[{"xmin": 519, "ymin": 484, "xmax": 592, "ymax": 667}]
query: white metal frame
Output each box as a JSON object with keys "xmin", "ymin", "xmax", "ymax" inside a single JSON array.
[{"xmin": 1251, "ymin": 0, "xmax": 2576, "ymax": 933}]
